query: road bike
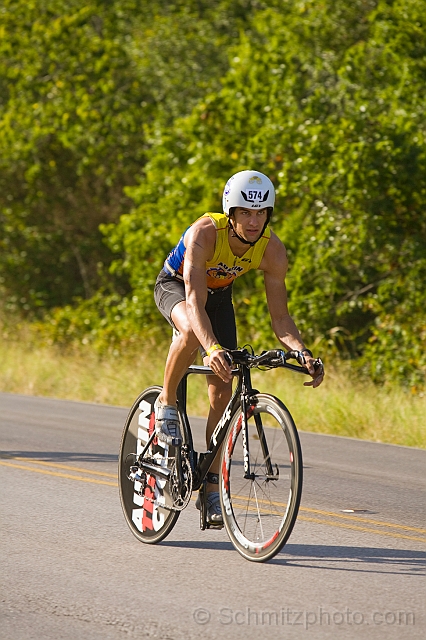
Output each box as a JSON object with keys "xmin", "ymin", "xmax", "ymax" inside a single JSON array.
[{"xmin": 119, "ymin": 347, "xmax": 317, "ymax": 562}]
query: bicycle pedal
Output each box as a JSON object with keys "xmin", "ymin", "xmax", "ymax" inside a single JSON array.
[
  {"xmin": 157, "ymin": 434, "xmax": 182, "ymax": 447},
  {"xmin": 206, "ymin": 523, "xmax": 224, "ymax": 531}
]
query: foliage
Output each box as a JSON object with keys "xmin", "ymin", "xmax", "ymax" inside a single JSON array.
[
  {"xmin": 70, "ymin": 0, "xmax": 423, "ymax": 386},
  {"xmin": 0, "ymin": 0, "xmax": 140, "ymax": 311},
  {"xmin": 0, "ymin": 0, "xmax": 261, "ymax": 314},
  {"xmin": 1, "ymin": 0, "xmax": 425, "ymax": 388}
]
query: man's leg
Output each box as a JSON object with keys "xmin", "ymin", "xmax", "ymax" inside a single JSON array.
[
  {"xmin": 202, "ymin": 287, "xmax": 236, "ymax": 494},
  {"xmin": 204, "ymin": 373, "xmax": 232, "ymax": 493},
  {"xmin": 158, "ymin": 300, "xmax": 200, "ymax": 406},
  {"xmin": 194, "ymin": 375, "xmax": 231, "ymax": 524}
]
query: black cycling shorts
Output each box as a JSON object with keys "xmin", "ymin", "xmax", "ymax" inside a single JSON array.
[{"xmin": 154, "ymin": 270, "xmax": 237, "ymax": 353}]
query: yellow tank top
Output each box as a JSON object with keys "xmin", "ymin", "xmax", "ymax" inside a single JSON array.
[{"xmin": 202, "ymin": 212, "xmax": 270, "ymax": 289}]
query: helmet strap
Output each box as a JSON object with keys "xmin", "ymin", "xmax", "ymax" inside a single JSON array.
[{"xmin": 228, "ymin": 218, "xmax": 256, "ymax": 246}]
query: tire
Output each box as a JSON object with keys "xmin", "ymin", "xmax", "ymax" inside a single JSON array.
[
  {"xmin": 118, "ymin": 386, "xmax": 180, "ymax": 544},
  {"xmin": 220, "ymin": 393, "xmax": 303, "ymax": 562}
]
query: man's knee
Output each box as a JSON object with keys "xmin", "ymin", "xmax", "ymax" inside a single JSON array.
[
  {"xmin": 173, "ymin": 325, "xmax": 199, "ymax": 353},
  {"xmin": 171, "ymin": 307, "xmax": 200, "ymax": 351}
]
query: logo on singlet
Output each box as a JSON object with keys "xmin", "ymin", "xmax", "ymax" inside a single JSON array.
[{"xmin": 206, "ymin": 261, "xmax": 244, "ymax": 281}]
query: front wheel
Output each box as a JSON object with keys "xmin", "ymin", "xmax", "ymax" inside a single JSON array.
[
  {"xmin": 220, "ymin": 393, "xmax": 303, "ymax": 562},
  {"xmin": 118, "ymin": 386, "xmax": 180, "ymax": 544}
]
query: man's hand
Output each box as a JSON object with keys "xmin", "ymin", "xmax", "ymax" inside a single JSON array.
[
  {"xmin": 303, "ymin": 356, "xmax": 325, "ymax": 388},
  {"xmin": 208, "ymin": 349, "xmax": 233, "ymax": 383}
]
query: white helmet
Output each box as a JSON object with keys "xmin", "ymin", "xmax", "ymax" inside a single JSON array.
[{"xmin": 222, "ymin": 170, "xmax": 275, "ymax": 215}]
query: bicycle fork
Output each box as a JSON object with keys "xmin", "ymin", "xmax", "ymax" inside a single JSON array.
[{"xmin": 242, "ymin": 393, "xmax": 279, "ymax": 482}]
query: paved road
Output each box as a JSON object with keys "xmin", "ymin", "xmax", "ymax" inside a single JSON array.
[{"xmin": 1, "ymin": 392, "xmax": 425, "ymax": 639}]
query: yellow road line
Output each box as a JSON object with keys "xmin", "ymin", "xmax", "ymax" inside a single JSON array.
[
  {"xmin": 300, "ymin": 506, "xmax": 426, "ymax": 534},
  {"xmin": 3, "ymin": 456, "xmax": 117, "ymax": 479},
  {"xmin": 229, "ymin": 498, "xmax": 426, "ymax": 543},
  {"xmin": 233, "ymin": 491, "xmax": 426, "ymax": 534},
  {"xmin": 1, "ymin": 459, "xmax": 425, "ymax": 543},
  {"xmin": 0, "ymin": 461, "xmax": 116, "ymax": 487},
  {"xmin": 225, "ymin": 505, "xmax": 426, "ymax": 544},
  {"xmin": 298, "ymin": 515, "xmax": 426, "ymax": 544},
  {"xmin": 5, "ymin": 457, "xmax": 424, "ymax": 533}
]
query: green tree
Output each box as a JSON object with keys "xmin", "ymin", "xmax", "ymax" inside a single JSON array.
[
  {"xmin": 0, "ymin": 0, "xmax": 265, "ymax": 315},
  {"xmin": 0, "ymin": 0, "xmax": 147, "ymax": 312},
  {"xmin": 94, "ymin": 0, "xmax": 425, "ymax": 385},
  {"xmin": 28, "ymin": 0, "xmax": 425, "ymax": 386}
]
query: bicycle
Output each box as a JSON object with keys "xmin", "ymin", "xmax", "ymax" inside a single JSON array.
[{"xmin": 119, "ymin": 347, "xmax": 319, "ymax": 562}]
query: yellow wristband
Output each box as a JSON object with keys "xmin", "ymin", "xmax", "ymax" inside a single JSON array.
[{"xmin": 206, "ymin": 343, "xmax": 223, "ymax": 357}]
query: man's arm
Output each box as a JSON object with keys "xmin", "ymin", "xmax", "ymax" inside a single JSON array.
[
  {"xmin": 261, "ymin": 233, "xmax": 324, "ymax": 388},
  {"xmin": 183, "ymin": 220, "xmax": 232, "ymax": 382}
]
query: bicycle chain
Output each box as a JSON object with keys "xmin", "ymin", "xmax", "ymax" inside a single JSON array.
[
  {"xmin": 169, "ymin": 458, "xmax": 193, "ymax": 511},
  {"xmin": 131, "ymin": 455, "xmax": 193, "ymax": 512}
]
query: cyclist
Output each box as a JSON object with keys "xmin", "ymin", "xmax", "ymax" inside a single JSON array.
[{"xmin": 154, "ymin": 170, "xmax": 324, "ymax": 525}]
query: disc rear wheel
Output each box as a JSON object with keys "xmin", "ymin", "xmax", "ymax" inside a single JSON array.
[{"xmin": 119, "ymin": 386, "xmax": 180, "ymax": 544}]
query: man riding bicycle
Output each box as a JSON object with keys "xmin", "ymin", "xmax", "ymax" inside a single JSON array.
[{"xmin": 154, "ymin": 170, "xmax": 324, "ymax": 526}]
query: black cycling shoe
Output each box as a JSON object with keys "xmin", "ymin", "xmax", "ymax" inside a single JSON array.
[{"xmin": 195, "ymin": 491, "xmax": 223, "ymax": 525}]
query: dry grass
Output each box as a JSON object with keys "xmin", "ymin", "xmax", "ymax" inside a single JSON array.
[
  {"xmin": 0, "ymin": 325, "xmax": 424, "ymax": 448},
  {"xmin": 250, "ymin": 367, "xmax": 425, "ymax": 449},
  {"xmin": 0, "ymin": 336, "xmax": 161, "ymax": 407}
]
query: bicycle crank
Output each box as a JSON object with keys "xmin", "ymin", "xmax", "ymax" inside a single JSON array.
[{"xmin": 169, "ymin": 457, "xmax": 193, "ymax": 511}]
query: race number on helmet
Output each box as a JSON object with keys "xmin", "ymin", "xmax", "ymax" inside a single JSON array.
[{"xmin": 222, "ymin": 170, "xmax": 275, "ymax": 215}]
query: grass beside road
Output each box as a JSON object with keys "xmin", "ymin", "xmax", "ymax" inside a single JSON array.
[{"xmin": 0, "ymin": 326, "xmax": 424, "ymax": 449}]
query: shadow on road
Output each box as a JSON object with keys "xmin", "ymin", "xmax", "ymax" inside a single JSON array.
[
  {"xmin": 162, "ymin": 540, "xmax": 235, "ymax": 551},
  {"xmin": 159, "ymin": 540, "xmax": 426, "ymax": 574},
  {"xmin": 271, "ymin": 544, "xmax": 426, "ymax": 575}
]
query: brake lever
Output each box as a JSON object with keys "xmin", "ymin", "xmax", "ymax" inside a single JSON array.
[
  {"xmin": 224, "ymin": 352, "xmax": 233, "ymax": 366},
  {"xmin": 313, "ymin": 358, "xmax": 324, "ymax": 373},
  {"xmin": 286, "ymin": 350, "xmax": 303, "ymax": 363}
]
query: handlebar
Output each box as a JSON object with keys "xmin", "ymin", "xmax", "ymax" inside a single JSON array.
[
  {"xmin": 226, "ymin": 348, "xmax": 321, "ymax": 375},
  {"xmin": 186, "ymin": 348, "xmax": 323, "ymax": 377}
]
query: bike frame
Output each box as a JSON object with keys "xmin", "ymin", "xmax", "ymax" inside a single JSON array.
[
  {"xmin": 134, "ymin": 351, "xmax": 309, "ymax": 495},
  {"xmin": 176, "ymin": 360, "xmax": 278, "ymax": 491},
  {"xmin": 176, "ymin": 364, "xmax": 241, "ymax": 490}
]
